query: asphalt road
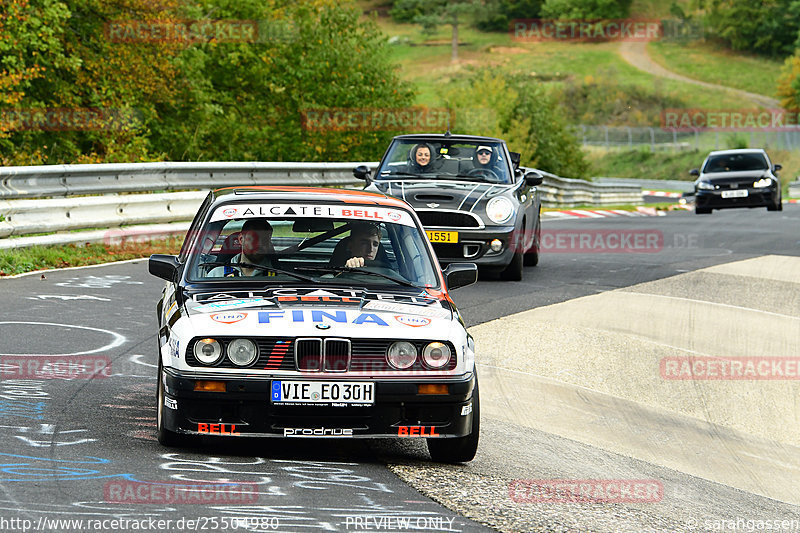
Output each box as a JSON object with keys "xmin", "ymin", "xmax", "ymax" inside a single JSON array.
[{"xmin": 0, "ymin": 204, "xmax": 798, "ymax": 532}]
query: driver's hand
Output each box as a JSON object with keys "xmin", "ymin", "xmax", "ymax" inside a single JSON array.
[{"xmin": 345, "ymin": 257, "xmax": 365, "ymax": 268}]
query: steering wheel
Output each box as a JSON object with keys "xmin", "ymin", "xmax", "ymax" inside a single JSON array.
[{"xmin": 466, "ymin": 167, "xmax": 500, "ymax": 181}]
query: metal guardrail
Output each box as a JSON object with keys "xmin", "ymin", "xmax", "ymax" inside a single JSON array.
[
  {"xmin": 790, "ymin": 179, "xmax": 800, "ymax": 198},
  {"xmin": 0, "ymin": 161, "xmax": 372, "ymax": 199},
  {"xmin": 0, "ymin": 162, "xmax": 643, "ymax": 248}
]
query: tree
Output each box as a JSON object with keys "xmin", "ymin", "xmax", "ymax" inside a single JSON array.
[
  {"xmin": 707, "ymin": 0, "xmax": 800, "ymax": 57},
  {"xmin": 391, "ymin": 0, "xmax": 478, "ymax": 62},
  {"xmin": 444, "ymin": 69, "xmax": 588, "ymax": 178},
  {"xmin": 540, "ymin": 0, "xmax": 632, "ymax": 19},
  {"xmin": 474, "ymin": 0, "xmax": 544, "ymax": 33},
  {"xmin": 777, "ymin": 54, "xmax": 800, "ymax": 114}
]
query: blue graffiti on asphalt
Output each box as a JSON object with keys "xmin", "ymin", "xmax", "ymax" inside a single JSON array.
[
  {"xmin": 0, "ymin": 453, "xmax": 137, "ymax": 482},
  {"xmin": 0, "ymin": 400, "xmax": 46, "ymax": 420}
]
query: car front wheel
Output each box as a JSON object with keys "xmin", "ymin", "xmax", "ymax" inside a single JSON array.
[{"xmin": 427, "ymin": 374, "xmax": 479, "ymax": 463}]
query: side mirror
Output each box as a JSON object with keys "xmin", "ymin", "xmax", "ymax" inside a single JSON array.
[
  {"xmin": 774, "ymin": 164, "xmax": 782, "ymax": 172},
  {"xmin": 524, "ymin": 170, "xmax": 543, "ymax": 186},
  {"xmin": 353, "ymin": 165, "xmax": 372, "ymax": 183},
  {"xmin": 509, "ymin": 152, "xmax": 521, "ymax": 170},
  {"xmin": 443, "ymin": 262, "xmax": 477, "ymax": 291},
  {"xmin": 689, "ymin": 169, "xmax": 700, "ymax": 177},
  {"xmin": 149, "ymin": 254, "xmax": 180, "ymax": 282}
]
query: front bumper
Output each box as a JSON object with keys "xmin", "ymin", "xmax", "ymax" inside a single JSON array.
[
  {"xmin": 695, "ymin": 188, "xmax": 776, "ymax": 209},
  {"xmin": 161, "ymin": 368, "xmax": 477, "ymax": 439},
  {"xmin": 430, "ymin": 225, "xmax": 518, "ymax": 267}
]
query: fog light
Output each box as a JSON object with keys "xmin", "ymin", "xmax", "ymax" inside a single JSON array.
[
  {"xmin": 194, "ymin": 381, "xmax": 226, "ymax": 392},
  {"xmin": 490, "ymin": 239, "xmax": 503, "ymax": 252}
]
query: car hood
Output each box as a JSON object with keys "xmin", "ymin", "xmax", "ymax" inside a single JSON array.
[
  {"xmin": 369, "ymin": 180, "xmax": 513, "ymax": 212},
  {"xmin": 699, "ymin": 170, "xmax": 772, "ymax": 183},
  {"xmin": 179, "ymin": 287, "xmax": 455, "ymax": 339}
]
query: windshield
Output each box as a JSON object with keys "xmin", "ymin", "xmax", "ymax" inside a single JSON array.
[
  {"xmin": 376, "ymin": 139, "xmax": 512, "ymax": 184},
  {"xmin": 186, "ymin": 202, "xmax": 439, "ymax": 289},
  {"xmin": 703, "ymin": 153, "xmax": 769, "ymax": 173}
]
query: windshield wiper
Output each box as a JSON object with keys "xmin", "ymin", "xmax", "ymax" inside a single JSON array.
[
  {"xmin": 294, "ymin": 265, "xmax": 423, "ymax": 288},
  {"xmin": 197, "ymin": 262, "xmax": 317, "ymax": 283}
]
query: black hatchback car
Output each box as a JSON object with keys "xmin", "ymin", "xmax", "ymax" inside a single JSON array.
[
  {"xmin": 354, "ymin": 133, "xmax": 544, "ymax": 281},
  {"xmin": 691, "ymin": 149, "xmax": 783, "ymax": 214}
]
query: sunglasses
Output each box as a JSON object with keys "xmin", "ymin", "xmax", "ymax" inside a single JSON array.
[{"xmin": 477, "ymin": 150, "xmax": 491, "ymax": 155}]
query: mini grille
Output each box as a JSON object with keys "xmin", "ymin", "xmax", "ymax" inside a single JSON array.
[{"xmin": 417, "ymin": 211, "xmax": 480, "ymax": 228}]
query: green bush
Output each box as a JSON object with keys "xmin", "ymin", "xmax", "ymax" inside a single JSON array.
[{"xmin": 540, "ymin": 0, "xmax": 632, "ymax": 19}]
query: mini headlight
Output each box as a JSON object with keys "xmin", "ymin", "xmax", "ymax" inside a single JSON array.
[
  {"xmin": 422, "ymin": 342, "xmax": 451, "ymax": 369},
  {"xmin": 753, "ymin": 178, "xmax": 772, "ymax": 188},
  {"xmin": 486, "ymin": 197, "xmax": 514, "ymax": 224},
  {"xmin": 387, "ymin": 341, "xmax": 417, "ymax": 369},
  {"xmin": 227, "ymin": 338, "xmax": 257, "ymax": 366},
  {"xmin": 696, "ymin": 181, "xmax": 714, "ymax": 191},
  {"xmin": 194, "ymin": 338, "xmax": 222, "ymax": 365}
]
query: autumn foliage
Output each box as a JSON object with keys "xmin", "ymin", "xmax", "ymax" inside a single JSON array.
[{"xmin": 0, "ymin": 0, "xmax": 413, "ymax": 165}]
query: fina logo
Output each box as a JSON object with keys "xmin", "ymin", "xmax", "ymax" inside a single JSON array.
[
  {"xmin": 210, "ymin": 312, "xmax": 247, "ymax": 324},
  {"xmin": 387, "ymin": 211, "xmax": 402, "ymax": 221},
  {"xmin": 222, "ymin": 207, "xmax": 238, "ymax": 217},
  {"xmin": 394, "ymin": 315, "xmax": 432, "ymax": 327}
]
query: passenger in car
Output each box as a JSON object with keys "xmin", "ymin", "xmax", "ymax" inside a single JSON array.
[
  {"xmin": 208, "ymin": 218, "xmax": 275, "ymax": 277},
  {"xmin": 407, "ymin": 143, "xmax": 436, "ymax": 174}
]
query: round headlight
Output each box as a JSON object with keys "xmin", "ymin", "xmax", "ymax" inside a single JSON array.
[
  {"xmin": 227, "ymin": 338, "xmax": 257, "ymax": 366},
  {"xmin": 422, "ymin": 342, "xmax": 451, "ymax": 369},
  {"xmin": 486, "ymin": 197, "xmax": 514, "ymax": 224},
  {"xmin": 194, "ymin": 338, "xmax": 222, "ymax": 365},
  {"xmin": 387, "ymin": 341, "xmax": 417, "ymax": 369}
]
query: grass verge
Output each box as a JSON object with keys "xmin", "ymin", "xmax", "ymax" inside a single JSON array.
[{"xmin": 0, "ymin": 237, "xmax": 183, "ymax": 277}]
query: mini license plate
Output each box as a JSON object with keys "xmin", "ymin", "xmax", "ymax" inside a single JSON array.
[
  {"xmin": 271, "ymin": 381, "xmax": 375, "ymax": 405},
  {"xmin": 721, "ymin": 190, "xmax": 748, "ymax": 198},
  {"xmin": 426, "ymin": 230, "xmax": 458, "ymax": 243}
]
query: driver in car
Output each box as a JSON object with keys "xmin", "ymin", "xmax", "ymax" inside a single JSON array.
[
  {"xmin": 473, "ymin": 145, "xmax": 500, "ymax": 173},
  {"xmin": 343, "ymin": 222, "xmax": 381, "ymax": 268}
]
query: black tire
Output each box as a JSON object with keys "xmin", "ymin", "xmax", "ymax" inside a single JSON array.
[
  {"xmin": 524, "ymin": 218, "xmax": 541, "ymax": 267},
  {"xmin": 695, "ymin": 207, "xmax": 711, "ymax": 215},
  {"xmin": 500, "ymin": 245, "xmax": 524, "ymax": 281},
  {"xmin": 427, "ymin": 373, "xmax": 479, "ymax": 463},
  {"xmin": 156, "ymin": 361, "xmax": 191, "ymax": 447},
  {"xmin": 768, "ymin": 193, "xmax": 782, "ymax": 211}
]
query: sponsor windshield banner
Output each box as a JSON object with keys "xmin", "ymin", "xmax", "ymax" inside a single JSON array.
[{"xmin": 209, "ymin": 204, "xmax": 414, "ymax": 227}]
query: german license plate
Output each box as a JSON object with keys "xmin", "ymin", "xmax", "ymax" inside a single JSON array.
[
  {"xmin": 721, "ymin": 190, "xmax": 748, "ymax": 198},
  {"xmin": 426, "ymin": 230, "xmax": 458, "ymax": 243},
  {"xmin": 271, "ymin": 381, "xmax": 374, "ymax": 405}
]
